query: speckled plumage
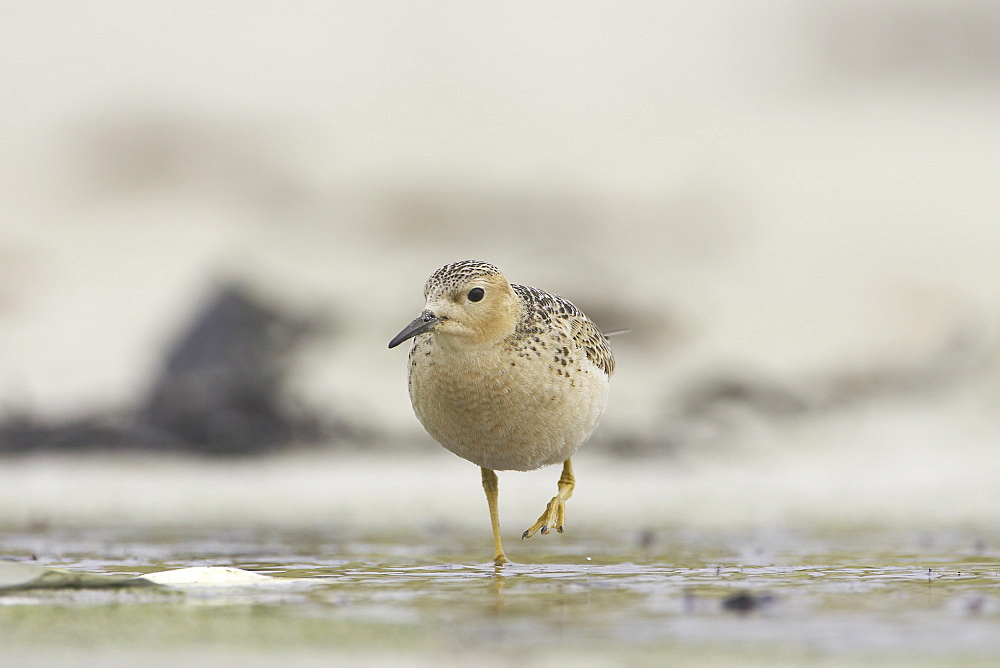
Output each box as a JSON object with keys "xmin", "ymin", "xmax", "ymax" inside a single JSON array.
[
  {"xmin": 510, "ymin": 283, "xmax": 615, "ymax": 378},
  {"xmin": 389, "ymin": 260, "xmax": 614, "ymax": 565},
  {"xmin": 422, "ymin": 260, "xmax": 503, "ymax": 300}
]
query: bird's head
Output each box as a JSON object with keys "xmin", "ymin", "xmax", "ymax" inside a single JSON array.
[{"xmin": 388, "ymin": 260, "xmax": 520, "ymax": 349}]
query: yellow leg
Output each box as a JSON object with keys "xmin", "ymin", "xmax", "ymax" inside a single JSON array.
[
  {"xmin": 481, "ymin": 468, "xmax": 508, "ymax": 566},
  {"xmin": 522, "ymin": 459, "xmax": 575, "ymax": 539}
]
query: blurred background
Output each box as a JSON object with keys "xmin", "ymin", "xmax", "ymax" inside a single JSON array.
[{"xmin": 1, "ymin": 1, "xmax": 999, "ymax": 530}]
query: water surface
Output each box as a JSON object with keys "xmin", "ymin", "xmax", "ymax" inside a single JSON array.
[{"xmin": 2, "ymin": 522, "xmax": 998, "ymax": 666}]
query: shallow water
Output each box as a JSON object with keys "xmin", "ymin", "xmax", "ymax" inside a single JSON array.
[{"xmin": 2, "ymin": 523, "xmax": 999, "ymax": 666}]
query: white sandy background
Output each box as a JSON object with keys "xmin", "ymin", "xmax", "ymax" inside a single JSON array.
[{"xmin": 1, "ymin": 1, "xmax": 999, "ymax": 529}]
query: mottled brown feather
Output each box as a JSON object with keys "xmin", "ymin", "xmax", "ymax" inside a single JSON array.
[{"xmin": 511, "ymin": 283, "xmax": 615, "ymax": 377}]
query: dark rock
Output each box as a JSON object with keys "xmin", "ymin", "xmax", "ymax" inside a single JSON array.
[
  {"xmin": 139, "ymin": 282, "xmax": 324, "ymax": 454},
  {"xmin": 721, "ymin": 590, "xmax": 775, "ymax": 614},
  {"xmin": 0, "ymin": 281, "xmax": 340, "ymax": 455}
]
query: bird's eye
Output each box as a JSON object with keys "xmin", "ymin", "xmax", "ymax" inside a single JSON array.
[{"xmin": 467, "ymin": 287, "xmax": 485, "ymax": 302}]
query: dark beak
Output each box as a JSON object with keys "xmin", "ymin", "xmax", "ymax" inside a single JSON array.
[{"xmin": 388, "ymin": 310, "xmax": 441, "ymax": 348}]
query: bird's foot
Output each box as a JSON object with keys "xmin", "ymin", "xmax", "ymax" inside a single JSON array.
[{"xmin": 521, "ymin": 495, "xmax": 566, "ymax": 539}]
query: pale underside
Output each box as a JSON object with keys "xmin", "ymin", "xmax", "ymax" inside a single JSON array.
[{"xmin": 407, "ymin": 326, "xmax": 610, "ymax": 472}]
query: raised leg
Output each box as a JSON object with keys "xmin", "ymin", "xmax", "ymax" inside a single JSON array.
[
  {"xmin": 481, "ymin": 467, "xmax": 508, "ymax": 566},
  {"xmin": 522, "ymin": 458, "xmax": 575, "ymax": 539}
]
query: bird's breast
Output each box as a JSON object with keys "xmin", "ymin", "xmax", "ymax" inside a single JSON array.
[{"xmin": 407, "ymin": 335, "xmax": 609, "ymax": 471}]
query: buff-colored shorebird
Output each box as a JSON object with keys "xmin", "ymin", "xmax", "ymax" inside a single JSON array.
[{"xmin": 388, "ymin": 260, "xmax": 614, "ymax": 566}]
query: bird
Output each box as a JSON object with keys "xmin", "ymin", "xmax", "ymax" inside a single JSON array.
[{"xmin": 388, "ymin": 260, "xmax": 614, "ymax": 566}]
